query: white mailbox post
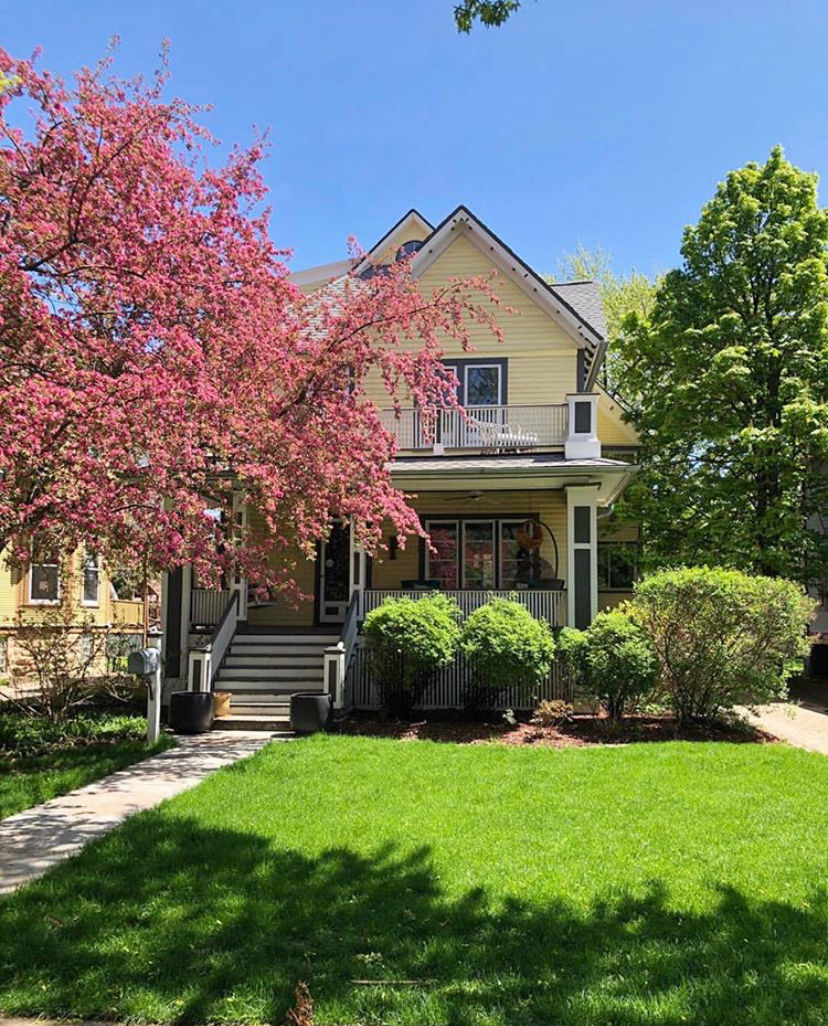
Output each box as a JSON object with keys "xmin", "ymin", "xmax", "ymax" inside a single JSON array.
[{"xmin": 128, "ymin": 628, "xmax": 163, "ymax": 744}]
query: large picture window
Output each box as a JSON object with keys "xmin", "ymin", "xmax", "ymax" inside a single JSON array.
[
  {"xmin": 29, "ymin": 543, "xmax": 60, "ymax": 604},
  {"xmin": 425, "ymin": 517, "xmax": 543, "ymax": 589}
]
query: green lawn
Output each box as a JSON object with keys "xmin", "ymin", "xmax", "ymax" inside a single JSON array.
[
  {"xmin": 0, "ymin": 737, "xmax": 172, "ymax": 820},
  {"xmin": 1, "ymin": 735, "xmax": 827, "ymax": 1025}
]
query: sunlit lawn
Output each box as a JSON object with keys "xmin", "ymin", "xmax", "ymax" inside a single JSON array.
[
  {"xmin": 1, "ymin": 734, "xmax": 827, "ymax": 1025},
  {"xmin": 1, "ymin": 738, "xmax": 172, "ymax": 820}
]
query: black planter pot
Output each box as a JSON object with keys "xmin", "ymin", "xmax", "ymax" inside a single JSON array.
[
  {"xmin": 169, "ymin": 691, "xmax": 214, "ymax": 734},
  {"xmin": 290, "ymin": 692, "xmax": 332, "ymax": 734}
]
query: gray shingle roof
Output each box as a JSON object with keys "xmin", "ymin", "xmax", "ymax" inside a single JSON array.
[{"xmin": 550, "ymin": 281, "xmax": 608, "ymax": 340}]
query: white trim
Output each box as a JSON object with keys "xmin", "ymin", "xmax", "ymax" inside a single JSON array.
[
  {"xmin": 28, "ymin": 552, "xmax": 60, "ymax": 605},
  {"xmin": 463, "ymin": 363, "xmax": 503, "ymax": 406},
  {"xmin": 353, "ymin": 209, "xmax": 434, "ymax": 274},
  {"xmin": 410, "ymin": 208, "xmax": 604, "ymax": 350}
]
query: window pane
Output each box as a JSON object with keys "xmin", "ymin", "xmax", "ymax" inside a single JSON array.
[
  {"xmin": 427, "ymin": 523, "xmax": 459, "ymax": 589},
  {"xmin": 463, "ymin": 522, "xmax": 495, "ymax": 588},
  {"xmin": 500, "ymin": 521, "xmax": 530, "ymax": 589},
  {"xmin": 465, "ymin": 365, "xmax": 501, "ymax": 407},
  {"xmin": 31, "ymin": 564, "xmax": 59, "ymax": 601},
  {"xmin": 597, "ymin": 544, "xmax": 636, "ymax": 590},
  {"xmin": 83, "ymin": 562, "xmax": 99, "ymax": 599}
]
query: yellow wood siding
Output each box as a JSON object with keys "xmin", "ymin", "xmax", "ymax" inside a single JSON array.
[
  {"xmin": 246, "ymin": 509, "xmax": 316, "ymax": 628},
  {"xmin": 597, "ymin": 388, "xmax": 639, "ymax": 447},
  {"xmin": 362, "ymin": 234, "xmax": 579, "ymax": 410}
]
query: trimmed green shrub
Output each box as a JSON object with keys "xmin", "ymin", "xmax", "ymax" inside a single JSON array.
[
  {"xmin": 362, "ymin": 593, "xmax": 462, "ymax": 716},
  {"xmin": 558, "ymin": 612, "xmax": 658, "ymax": 722},
  {"xmin": 459, "ymin": 598, "xmax": 555, "ymax": 713},
  {"xmin": 630, "ymin": 567, "xmax": 814, "ymax": 723}
]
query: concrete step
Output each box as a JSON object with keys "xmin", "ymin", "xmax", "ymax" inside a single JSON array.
[
  {"xmin": 217, "ymin": 669, "xmax": 320, "ymax": 683},
  {"xmin": 224, "ymin": 653, "xmax": 321, "ymax": 667},
  {"xmin": 233, "ymin": 634, "xmax": 337, "ymax": 645},
  {"xmin": 213, "ymin": 714, "xmax": 293, "ymax": 732},
  {"xmin": 216, "ymin": 679, "xmax": 323, "ymax": 692}
]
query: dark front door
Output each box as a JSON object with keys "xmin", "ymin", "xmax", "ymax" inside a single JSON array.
[{"xmin": 319, "ymin": 521, "xmax": 350, "ymax": 624}]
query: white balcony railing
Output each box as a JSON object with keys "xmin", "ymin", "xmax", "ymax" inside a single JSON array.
[
  {"xmin": 360, "ymin": 589, "xmax": 566, "ymax": 627},
  {"xmin": 380, "ymin": 404, "xmax": 568, "ymax": 451}
]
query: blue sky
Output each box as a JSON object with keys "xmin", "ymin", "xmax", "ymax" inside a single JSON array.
[{"xmin": 6, "ymin": 1, "xmax": 828, "ymax": 278}]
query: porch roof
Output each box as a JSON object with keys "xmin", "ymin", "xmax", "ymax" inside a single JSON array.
[{"xmin": 388, "ymin": 452, "xmax": 637, "ymax": 506}]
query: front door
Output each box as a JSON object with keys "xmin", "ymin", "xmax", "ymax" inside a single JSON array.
[{"xmin": 319, "ymin": 522, "xmax": 350, "ymax": 624}]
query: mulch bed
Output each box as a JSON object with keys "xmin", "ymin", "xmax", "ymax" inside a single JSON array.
[{"xmin": 341, "ymin": 713, "xmax": 778, "ymax": 747}]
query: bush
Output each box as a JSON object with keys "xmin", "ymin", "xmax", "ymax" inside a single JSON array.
[
  {"xmin": 0, "ymin": 706, "xmax": 147, "ymax": 758},
  {"xmin": 531, "ymin": 698, "xmax": 573, "ymax": 727},
  {"xmin": 459, "ymin": 598, "xmax": 555, "ymax": 713},
  {"xmin": 630, "ymin": 567, "xmax": 814, "ymax": 723},
  {"xmin": 362, "ymin": 593, "xmax": 461, "ymax": 716},
  {"xmin": 10, "ymin": 606, "xmax": 134, "ymax": 723},
  {"xmin": 558, "ymin": 612, "xmax": 658, "ymax": 722}
]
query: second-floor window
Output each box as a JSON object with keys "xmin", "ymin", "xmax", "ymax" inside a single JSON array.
[
  {"xmin": 444, "ymin": 359, "xmax": 506, "ymax": 408},
  {"xmin": 29, "ymin": 544, "xmax": 60, "ymax": 604},
  {"xmin": 83, "ymin": 552, "xmax": 100, "ymax": 606}
]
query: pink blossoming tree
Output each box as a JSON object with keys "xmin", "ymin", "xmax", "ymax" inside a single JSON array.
[{"xmin": 0, "ymin": 47, "xmax": 502, "ymax": 599}]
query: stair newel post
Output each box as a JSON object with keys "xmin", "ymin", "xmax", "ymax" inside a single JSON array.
[{"xmin": 324, "ymin": 642, "xmax": 346, "ymax": 710}]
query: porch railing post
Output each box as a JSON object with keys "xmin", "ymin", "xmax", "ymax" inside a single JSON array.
[{"xmin": 324, "ymin": 642, "xmax": 346, "ymax": 710}]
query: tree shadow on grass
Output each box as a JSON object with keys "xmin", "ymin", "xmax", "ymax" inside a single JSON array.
[{"xmin": 0, "ymin": 812, "xmax": 826, "ymax": 1026}]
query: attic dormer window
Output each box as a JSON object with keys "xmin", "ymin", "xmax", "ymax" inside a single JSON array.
[{"xmin": 395, "ymin": 239, "xmax": 423, "ymax": 261}]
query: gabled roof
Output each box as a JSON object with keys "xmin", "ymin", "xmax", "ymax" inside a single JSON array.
[
  {"xmin": 408, "ymin": 206, "xmax": 607, "ymax": 386},
  {"xmin": 289, "ymin": 205, "xmax": 610, "ymax": 386}
]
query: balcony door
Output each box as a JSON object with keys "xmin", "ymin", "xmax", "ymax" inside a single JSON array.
[{"xmin": 442, "ymin": 360, "xmax": 505, "ymax": 447}]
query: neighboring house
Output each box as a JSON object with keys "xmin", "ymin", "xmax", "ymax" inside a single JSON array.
[
  {"xmin": 162, "ymin": 206, "xmax": 640, "ymax": 721},
  {"xmin": 0, "ymin": 545, "xmax": 158, "ymax": 683}
]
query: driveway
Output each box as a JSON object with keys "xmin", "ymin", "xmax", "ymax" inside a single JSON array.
[{"xmin": 743, "ymin": 679, "xmax": 828, "ymax": 756}]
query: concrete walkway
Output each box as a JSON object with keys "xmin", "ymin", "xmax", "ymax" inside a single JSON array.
[
  {"xmin": 0, "ymin": 731, "xmax": 283, "ymax": 896},
  {"xmin": 743, "ymin": 680, "xmax": 828, "ymax": 756}
]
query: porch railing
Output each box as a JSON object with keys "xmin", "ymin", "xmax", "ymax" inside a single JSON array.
[
  {"xmin": 188, "ymin": 591, "xmax": 238, "ymax": 691},
  {"xmin": 380, "ymin": 403, "xmax": 568, "ymax": 451},
  {"xmin": 191, "ymin": 588, "xmax": 232, "ymax": 627},
  {"xmin": 360, "ymin": 589, "xmax": 566, "ymax": 627},
  {"xmin": 324, "ymin": 592, "xmax": 360, "ymax": 712}
]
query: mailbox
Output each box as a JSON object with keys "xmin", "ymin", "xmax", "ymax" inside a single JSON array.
[{"xmin": 127, "ymin": 647, "xmax": 160, "ymax": 676}]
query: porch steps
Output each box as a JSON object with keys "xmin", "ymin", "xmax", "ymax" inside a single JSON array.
[{"xmin": 212, "ymin": 632, "xmax": 337, "ymax": 727}]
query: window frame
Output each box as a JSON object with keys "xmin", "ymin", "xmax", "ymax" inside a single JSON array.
[
  {"xmin": 82, "ymin": 550, "xmax": 100, "ymax": 607},
  {"xmin": 424, "ymin": 515, "xmax": 536, "ymax": 590},
  {"xmin": 442, "ymin": 358, "xmax": 508, "ymax": 408},
  {"xmin": 28, "ymin": 545, "xmax": 61, "ymax": 605},
  {"xmin": 597, "ymin": 541, "xmax": 638, "ymax": 592}
]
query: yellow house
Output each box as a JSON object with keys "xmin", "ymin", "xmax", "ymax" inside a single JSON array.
[
  {"xmin": 0, "ymin": 546, "xmax": 155, "ymax": 682},
  {"xmin": 163, "ymin": 206, "xmax": 640, "ymax": 722}
]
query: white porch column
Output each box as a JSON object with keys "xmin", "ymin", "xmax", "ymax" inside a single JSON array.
[
  {"xmin": 566, "ymin": 484, "xmax": 599, "ymax": 629},
  {"xmin": 231, "ymin": 494, "xmax": 249, "ymax": 623},
  {"xmin": 565, "ymin": 393, "xmax": 600, "ymax": 460},
  {"xmin": 348, "ymin": 518, "xmax": 366, "ymax": 613}
]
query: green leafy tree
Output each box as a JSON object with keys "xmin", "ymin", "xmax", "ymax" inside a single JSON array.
[
  {"xmin": 618, "ymin": 148, "xmax": 828, "ymax": 585},
  {"xmin": 550, "ymin": 247, "xmax": 659, "ymax": 395},
  {"xmin": 454, "ymin": 0, "xmax": 523, "ymax": 31}
]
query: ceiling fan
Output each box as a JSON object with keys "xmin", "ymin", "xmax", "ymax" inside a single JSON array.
[{"xmin": 444, "ymin": 490, "xmax": 484, "ymax": 503}]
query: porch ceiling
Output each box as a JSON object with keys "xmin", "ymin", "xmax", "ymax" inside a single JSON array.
[{"xmin": 388, "ymin": 453, "xmax": 637, "ymax": 506}]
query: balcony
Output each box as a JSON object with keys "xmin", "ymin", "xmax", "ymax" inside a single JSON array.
[{"xmin": 380, "ymin": 403, "xmax": 568, "ymax": 452}]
